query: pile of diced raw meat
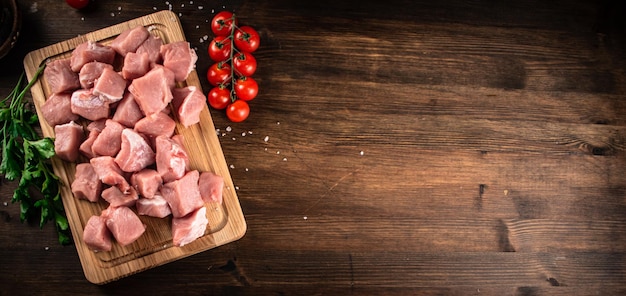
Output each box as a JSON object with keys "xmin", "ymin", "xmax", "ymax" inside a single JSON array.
[{"xmin": 41, "ymin": 25, "xmax": 225, "ymax": 251}]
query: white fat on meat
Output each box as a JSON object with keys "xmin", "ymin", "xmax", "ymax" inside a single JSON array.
[
  {"xmin": 136, "ymin": 193, "xmax": 172, "ymax": 218},
  {"xmin": 102, "ymin": 206, "xmax": 146, "ymax": 246},
  {"xmin": 70, "ymin": 89, "xmax": 110, "ymax": 121},
  {"xmin": 71, "ymin": 163, "xmax": 103, "ymax": 203},
  {"xmin": 161, "ymin": 170, "xmax": 204, "ymax": 218},
  {"xmin": 172, "ymin": 206, "xmax": 208, "ymax": 247},
  {"xmin": 115, "ymin": 129, "xmax": 155, "ymax": 173},
  {"xmin": 54, "ymin": 121, "xmax": 84, "ymax": 162}
]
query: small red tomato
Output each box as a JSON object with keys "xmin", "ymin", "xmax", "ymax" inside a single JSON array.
[
  {"xmin": 66, "ymin": 0, "xmax": 90, "ymax": 9},
  {"xmin": 234, "ymin": 76, "xmax": 258, "ymax": 101},
  {"xmin": 208, "ymin": 36, "xmax": 232, "ymax": 62},
  {"xmin": 234, "ymin": 26, "xmax": 260, "ymax": 53},
  {"xmin": 226, "ymin": 100, "xmax": 250, "ymax": 122},
  {"xmin": 208, "ymin": 86, "xmax": 232, "ymax": 110},
  {"xmin": 206, "ymin": 62, "xmax": 232, "ymax": 86},
  {"xmin": 233, "ymin": 52, "xmax": 257, "ymax": 77},
  {"xmin": 211, "ymin": 11, "xmax": 238, "ymax": 37}
]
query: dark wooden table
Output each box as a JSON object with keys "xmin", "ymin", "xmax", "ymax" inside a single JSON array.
[{"xmin": 1, "ymin": 0, "xmax": 625, "ymax": 294}]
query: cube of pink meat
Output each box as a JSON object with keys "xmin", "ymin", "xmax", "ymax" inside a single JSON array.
[
  {"xmin": 71, "ymin": 163, "xmax": 103, "ymax": 203},
  {"xmin": 93, "ymin": 67, "xmax": 127, "ymax": 104},
  {"xmin": 90, "ymin": 156, "xmax": 130, "ymax": 193},
  {"xmin": 160, "ymin": 41, "xmax": 198, "ymax": 82},
  {"xmin": 128, "ymin": 65, "xmax": 175, "ymax": 116},
  {"xmin": 136, "ymin": 194, "xmax": 171, "ymax": 218},
  {"xmin": 54, "ymin": 121, "xmax": 84, "ymax": 162},
  {"xmin": 155, "ymin": 135, "xmax": 190, "ymax": 183},
  {"xmin": 44, "ymin": 58, "xmax": 80, "ymax": 94},
  {"xmin": 102, "ymin": 206, "xmax": 146, "ymax": 246},
  {"xmin": 71, "ymin": 89, "xmax": 110, "ymax": 121},
  {"xmin": 172, "ymin": 206, "xmax": 208, "ymax": 247},
  {"xmin": 122, "ymin": 52, "xmax": 150, "ymax": 80},
  {"xmin": 70, "ymin": 41, "xmax": 116, "ymax": 72},
  {"xmin": 79, "ymin": 61, "xmax": 114, "ymax": 89},
  {"xmin": 115, "ymin": 129, "xmax": 155, "ymax": 172},
  {"xmin": 41, "ymin": 92, "xmax": 79, "ymax": 127},
  {"xmin": 171, "ymin": 86, "xmax": 206, "ymax": 128},
  {"xmin": 130, "ymin": 169, "xmax": 162, "ymax": 199},
  {"xmin": 92, "ymin": 119, "xmax": 124, "ymax": 157},
  {"xmin": 79, "ymin": 129, "xmax": 99, "ymax": 159},
  {"xmin": 83, "ymin": 215, "xmax": 113, "ymax": 252},
  {"xmin": 112, "ymin": 92, "xmax": 144, "ymax": 128},
  {"xmin": 199, "ymin": 171, "xmax": 224, "ymax": 204},
  {"xmin": 136, "ymin": 34, "xmax": 164, "ymax": 65},
  {"xmin": 161, "ymin": 170, "xmax": 204, "ymax": 218},
  {"xmin": 110, "ymin": 26, "xmax": 150, "ymax": 57},
  {"xmin": 134, "ymin": 112, "xmax": 176, "ymax": 138},
  {"xmin": 101, "ymin": 185, "xmax": 139, "ymax": 208},
  {"xmin": 87, "ymin": 119, "xmax": 107, "ymax": 132}
]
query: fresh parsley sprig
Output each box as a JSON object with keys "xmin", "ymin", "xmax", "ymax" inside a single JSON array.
[{"xmin": 1, "ymin": 63, "xmax": 71, "ymax": 245}]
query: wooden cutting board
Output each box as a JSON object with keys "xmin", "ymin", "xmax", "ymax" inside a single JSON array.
[{"xmin": 22, "ymin": 10, "xmax": 246, "ymax": 284}]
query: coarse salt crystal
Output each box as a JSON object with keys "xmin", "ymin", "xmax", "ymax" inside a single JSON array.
[
  {"xmin": 118, "ymin": 6, "xmax": 121, "ymax": 10},
  {"xmin": 198, "ymin": 5, "xmax": 204, "ymax": 10},
  {"xmin": 283, "ymin": 158, "xmax": 287, "ymax": 161},
  {"xmin": 264, "ymin": 136, "xmax": 269, "ymax": 142},
  {"xmin": 196, "ymin": 25, "xmax": 200, "ymax": 29},
  {"xmin": 3, "ymin": 202, "xmax": 7, "ymax": 206},
  {"xmin": 232, "ymin": 137, "xmax": 236, "ymax": 141},
  {"xmin": 241, "ymin": 132, "xmax": 246, "ymax": 136},
  {"xmin": 245, "ymin": 168, "xmax": 249, "ymax": 172},
  {"xmin": 181, "ymin": 4, "xmax": 185, "ymax": 7},
  {"xmin": 44, "ymin": 246, "xmax": 49, "ymax": 250},
  {"xmin": 226, "ymin": 126, "xmax": 232, "ymax": 132},
  {"xmin": 235, "ymin": 186, "xmax": 240, "ymax": 190},
  {"xmin": 153, "ymin": 7, "xmax": 157, "ymax": 10},
  {"xmin": 229, "ymin": 164, "xmax": 235, "ymax": 169},
  {"xmin": 303, "ymin": 216, "xmax": 308, "ymax": 220},
  {"xmin": 190, "ymin": 1, "xmax": 194, "ymax": 4},
  {"xmin": 360, "ymin": 151, "xmax": 364, "ymax": 156},
  {"xmin": 276, "ymin": 151, "xmax": 280, "ymax": 154},
  {"xmin": 110, "ymin": 12, "xmax": 115, "ymax": 17}
]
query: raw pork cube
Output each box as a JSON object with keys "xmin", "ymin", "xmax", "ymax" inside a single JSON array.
[
  {"xmin": 136, "ymin": 194, "xmax": 171, "ymax": 218},
  {"xmin": 79, "ymin": 129, "xmax": 99, "ymax": 159},
  {"xmin": 44, "ymin": 58, "xmax": 80, "ymax": 94},
  {"xmin": 171, "ymin": 86, "xmax": 206, "ymax": 127},
  {"xmin": 122, "ymin": 52, "xmax": 150, "ymax": 80},
  {"xmin": 54, "ymin": 121, "xmax": 84, "ymax": 162},
  {"xmin": 70, "ymin": 41, "xmax": 116, "ymax": 72},
  {"xmin": 110, "ymin": 26, "xmax": 150, "ymax": 57},
  {"xmin": 172, "ymin": 206, "xmax": 208, "ymax": 247},
  {"xmin": 103, "ymin": 206, "xmax": 146, "ymax": 246},
  {"xmin": 102, "ymin": 186, "xmax": 139, "ymax": 208},
  {"xmin": 130, "ymin": 169, "xmax": 162, "ymax": 199},
  {"xmin": 79, "ymin": 61, "xmax": 114, "ymax": 89},
  {"xmin": 90, "ymin": 156, "xmax": 130, "ymax": 193},
  {"xmin": 199, "ymin": 171, "xmax": 224, "ymax": 204},
  {"xmin": 160, "ymin": 41, "xmax": 197, "ymax": 82},
  {"xmin": 83, "ymin": 215, "xmax": 112, "ymax": 252},
  {"xmin": 71, "ymin": 163, "xmax": 103, "ymax": 203},
  {"xmin": 128, "ymin": 65, "xmax": 175, "ymax": 116},
  {"xmin": 134, "ymin": 112, "xmax": 176, "ymax": 138},
  {"xmin": 41, "ymin": 92, "xmax": 79, "ymax": 127},
  {"xmin": 156, "ymin": 135, "xmax": 190, "ymax": 183},
  {"xmin": 70, "ymin": 89, "xmax": 110, "ymax": 121},
  {"xmin": 136, "ymin": 34, "xmax": 164, "ymax": 65},
  {"xmin": 87, "ymin": 119, "xmax": 107, "ymax": 132},
  {"xmin": 112, "ymin": 92, "xmax": 144, "ymax": 128},
  {"xmin": 161, "ymin": 170, "xmax": 204, "ymax": 218},
  {"xmin": 115, "ymin": 129, "xmax": 155, "ymax": 172},
  {"xmin": 92, "ymin": 119, "xmax": 124, "ymax": 157},
  {"xmin": 93, "ymin": 67, "xmax": 127, "ymax": 103}
]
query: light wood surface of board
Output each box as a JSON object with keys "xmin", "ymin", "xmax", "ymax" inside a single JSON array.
[{"xmin": 22, "ymin": 10, "xmax": 246, "ymax": 285}]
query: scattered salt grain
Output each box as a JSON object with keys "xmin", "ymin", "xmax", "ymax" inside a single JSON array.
[
  {"xmin": 283, "ymin": 157, "xmax": 287, "ymax": 161},
  {"xmin": 360, "ymin": 151, "xmax": 364, "ymax": 156},
  {"xmin": 179, "ymin": 13, "xmax": 182, "ymax": 17},
  {"xmin": 241, "ymin": 132, "xmax": 246, "ymax": 137},
  {"xmin": 118, "ymin": 6, "xmax": 122, "ymax": 11},
  {"xmin": 303, "ymin": 216, "xmax": 308, "ymax": 220},
  {"xmin": 226, "ymin": 126, "xmax": 232, "ymax": 132},
  {"xmin": 110, "ymin": 12, "xmax": 115, "ymax": 17},
  {"xmin": 235, "ymin": 186, "xmax": 239, "ymax": 190},
  {"xmin": 81, "ymin": 17, "xmax": 84, "ymax": 21},
  {"xmin": 264, "ymin": 148, "xmax": 268, "ymax": 151},
  {"xmin": 277, "ymin": 121, "xmax": 281, "ymax": 125},
  {"xmin": 211, "ymin": 9, "xmax": 214, "ymax": 13},
  {"xmin": 229, "ymin": 164, "xmax": 235, "ymax": 169},
  {"xmin": 196, "ymin": 25, "xmax": 200, "ymax": 29},
  {"xmin": 248, "ymin": 131, "xmax": 253, "ymax": 134},
  {"xmin": 181, "ymin": 4, "xmax": 185, "ymax": 7},
  {"xmin": 44, "ymin": 246, "xmax": 49, "ymax": 251},
  {"xmin": 153, "ymin": 7, "xmax": 157, "ymax": 10},
  {"xmin": 245, "ymin": 168, "xmax": 249, "ymax": 172},
  {"xmin": 276, "ymin": 151, "xmax": 280, "ymax": 155},
  {"xmin": 203, "ymin": 35, "xmax": 209, "ymax": 40},
  {"xmin": 198, "ymin": 6, "xmax": 204, "ymax": 10},
  {"xmin": 232, "ymin": 137, "xmax": 236, "ymax": 141},
  {"xmin": 190, "ymin": 1, "xmax": 194, "ymax": 4},
  {"xmin": 3, "ymin": 202, "xmax": 7, "ymax": 206},
  {"xmin": 264, "ymin": 136, "xmax": 269, "ymax": 142},
  {"xmin": 29, "ymin": 2, "xmax": 38, "ymax": 13}
]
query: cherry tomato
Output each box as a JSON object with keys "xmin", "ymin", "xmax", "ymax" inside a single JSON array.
[
  {"xmin": 208, "ymin": 86, "xmax": 232, "ymax": 110},
  {"xmin": 234, "ymin": 77, "xmax": 258, "ymax": 101},
  {"xmin": 206, "ymin": 62, "xmax": 232, "ymax": 86},
  {"xmin": 234, "ymin": 26, "xmax": 260, "ymax": 53},
  {"xmin": 66, "ymin": 0, "xmax": 90, "ymax": 9},
  {"xmin": 233, "ymin": 52, "xmax": 257, "ymax": 77},
  {"xmin": 226, "ymin": 100, "xmax": 250, "ymax": 122},
  {"xmin": 208, "ymin": 36, "xmax": 232, "ymax": 62},
  {"xmin": 211, "ymin": 11, "xmax": 238, "ymax": 37}
]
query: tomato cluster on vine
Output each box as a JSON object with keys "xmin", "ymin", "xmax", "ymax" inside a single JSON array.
[{"xmin": 206, "ymin": 11, "xmax": 260, "ymax": 122}]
